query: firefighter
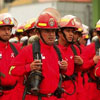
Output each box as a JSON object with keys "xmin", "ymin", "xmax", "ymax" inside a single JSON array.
[
  {"xmin": 93, "ymin": 20, "xmax": 100, "ymax": 95},
  {"xmin": 14, "ymin": 24, "xmax": 26, "ymax": 48},
  {"xmin": 79, "ymin": 24, "xmax": 90, "ymax": 46},
  {"xmin": 9, "ymin": 12, "xmax": 67, "ymax": 100},
  {"xmin": 24, "ymin": 18, "xmax": 36, "ymax": 37},
  {"xmin": 19, "ymin": 18, "xmax": 37, "ymax": 48},
  {"xmin": 15, "ymin": 25, "xmax": 25, "ymax": 42},
  {"xmin": 74, "ymin": 23, "xmax": 89, "ymax": 100},
  {"xmin": 79, "ymin": 34, "xmax": 89, "ymax": 46},
  {"xmin": 73, "ymin": 17, "xmax": 84, "ymax": 53},
  {"xmin": 0, "ymin": 13, "xmax": 22, "ymax": 100},
  {"xmin": 80, "ymin": 19, "xmax": 100, "ymax": 100},
  {"xmin": 57, "ymin": 15, "xmax": 83, "ymax": 100},
  {"xmin": 94, "ymin": 19, "xmax": 100, "ymax": 67}
]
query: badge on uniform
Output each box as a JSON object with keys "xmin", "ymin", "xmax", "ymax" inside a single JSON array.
[
  {"xmin": 41, "ymin": 54, "xmax": 45, "ymax": 59},
  {"xmin": 11, "ymin": 53, "xmax": 15, "ymax": 58},
  {"xmin": 70, "ymin": 56, "xmax": 73, "ymax": 59},
  {"xmin": 9, "ymin": 66, "xmax": 15, "ymax": 75}
]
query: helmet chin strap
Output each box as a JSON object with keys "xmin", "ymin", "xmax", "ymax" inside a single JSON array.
[
  {"xmin": 77, "ymin": 38, "xmax": 81, "ymax": 44},
  {"xmin": 61, "ymin": 28, "xmax": 72, "ymax": 44},
  {"xmin": 38, "ymin": 29, "xmax": 48, "ymax": 45},
  {"xmin": 40, "ymin": 33, "xmax": 48, "ymax": 45}
]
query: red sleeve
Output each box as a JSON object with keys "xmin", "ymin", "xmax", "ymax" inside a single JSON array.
[
  {"xmin": 81, "ymin": 43, "xmax": 95, "ymax": 70},
  {"xmin": 94, "ymin": 60, "xmax": 100, "ymax": 77},
  {"xmin": 73, "ymin": 44, "xmax": 81, "ymax": 55},
  {"xmin": 10, "ymin": 45, "xmax": 32, "ymax": 76},
  {"xmin": 57, "ymin": 46, "xmax": 67, "ymax": 73},
  {"xmin": 12, "ymin": 43, "xmax": 22, "ymax": 52},
  {"xmin": 58, "ymin": 46, "xmax": 66, "ymax": 60}
]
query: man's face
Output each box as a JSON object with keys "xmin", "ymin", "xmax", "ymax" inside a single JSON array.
[
  {"xmin": 63, "ymin": 28, "xmax": 74, "ymax": 42},
  {"xmin": 73, "ymin": 31, "xmax": 82, "ymax": 43},
  {"xmin": 40, "ymin": 29, "xmax": 56, "ymax": 45},
  {"xmin": 0, "ymin": 26, "xmax": 12, "ymax": 42},
  {"xmin": 28, "ymin": 29, "xmax": 36, "ymax": 37},
  {"xmin": 79, "ymin": 37, "xmax": 87, "ymax": 46},
  {"xmin": 97, "ymin": 31, "xmax": 100, "ymax": 40}
]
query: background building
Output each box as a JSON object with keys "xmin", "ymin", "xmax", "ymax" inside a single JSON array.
[{"xmin": 0, "ymin": 0, "xmax": 99, "ymax": 28}]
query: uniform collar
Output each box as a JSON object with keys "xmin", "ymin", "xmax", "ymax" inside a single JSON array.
[
  {"xmin": 0, "ymin": 41, "xmax": 9, "ymax": 49},
  {"xmin": 58, "ymin": 44, "xmax": 71, "ymax": 50},
  {"xmin": 39, "ymin": 40, "xmax": 53, "ymax": 49}
]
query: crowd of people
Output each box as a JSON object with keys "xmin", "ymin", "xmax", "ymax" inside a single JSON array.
[{"xmin": 0, "ymin": 8, "xmax": 100, "ymax": 100}]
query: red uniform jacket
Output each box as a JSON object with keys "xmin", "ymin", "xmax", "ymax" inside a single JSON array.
[
  {"xmin": 81, "ymin": 43, "xmax": 95, "ymax": 70},
  {"xmin": 10, "ymin": 40, "xmax": 65, "ymax": 94},
  {"xmin": 80, "ymin": 43, "xmax": 100, "ymax": 100},
  {"xmin": 58, "ymin": 44, "xmax": 80, "ymax": 76},
  {"xmin": 95, "ymin": 60, "xmax": 100, "ymax": 77},
  {"xmin": 58, "ymin": 44, "xmax": 80, "ymax": 100},
  {"xmin": 0, "ymin": 41, "xmax": 21, "ymax": 86}
]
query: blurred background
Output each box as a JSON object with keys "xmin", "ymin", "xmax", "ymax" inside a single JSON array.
[{"xmin": 0, "ymin": 0, "xmax": 100, "ymax": 29}]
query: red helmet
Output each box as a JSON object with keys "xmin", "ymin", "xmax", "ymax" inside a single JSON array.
[
  {"xmin": 82, "ymin": 24, "xmax": 89, "ymax": 34},
  {"xmin": 96, "ymin": 19, "xmax": 100, "ymax": 31},
  {"xmin": 0, "ymin": 13, "xmax": 15, "ymax": 27},
  {"xmin": 82, "ymin": 34, "xmax": 89, "ymax": 39},
  {"xmin": 24, "ymin": 18, "xmax": 36, "ymax": 32},
  {"xmin": 35, "ymin": 12, "xmax": 58, "ymax": 29},
  {"xmin": 59, "ymin": 15, "xmax": 77, "ymax": 29},
  {"xmin": 74, "ymin": 17, "xmax": 83, "ymax": 32},
  {"xmin": 16, "ymin": 25, "xmax": 24, "ymax": 33}
]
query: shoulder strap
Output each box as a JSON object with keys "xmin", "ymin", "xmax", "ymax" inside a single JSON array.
[
  {"xmin": 53, "ymin": 44, "xmax": 62, "ymax": 61},
  {"xmin": 71, "ymin": 45, "xmax": 77, "ymax": 55},
  {"xmin": 75, "ymin": 44, "xmax": 81, "ymax": 54},
  {"xmin": 10, "ymin": 43, "xmax": 18, "ymax": 57},
  {"xmin": 53, "ymin": 44, "xmax": 63, "ymax": 94},
  {"xmin": 32, "ymin": 39, "xmax": 41, "ymax": 60},
  {"xmin": 32, "ymin": 42, "xmax": 63, "ymax": 96},
  {"xmin": 32, "ymin": 41, "xmax": 62, "ymax": 61},
  {"xmin": 95, "ymin": 39, "xmax": 100, "ymax": 51}
]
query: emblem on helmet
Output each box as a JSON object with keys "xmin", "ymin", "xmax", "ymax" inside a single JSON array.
[
  {"xmin": 4, "ymin": 18, "xmax": 10, "ymax": 24},
  {"xmin": 49, "ymin": 18, "xmax": 55, "ymax": 27}
]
